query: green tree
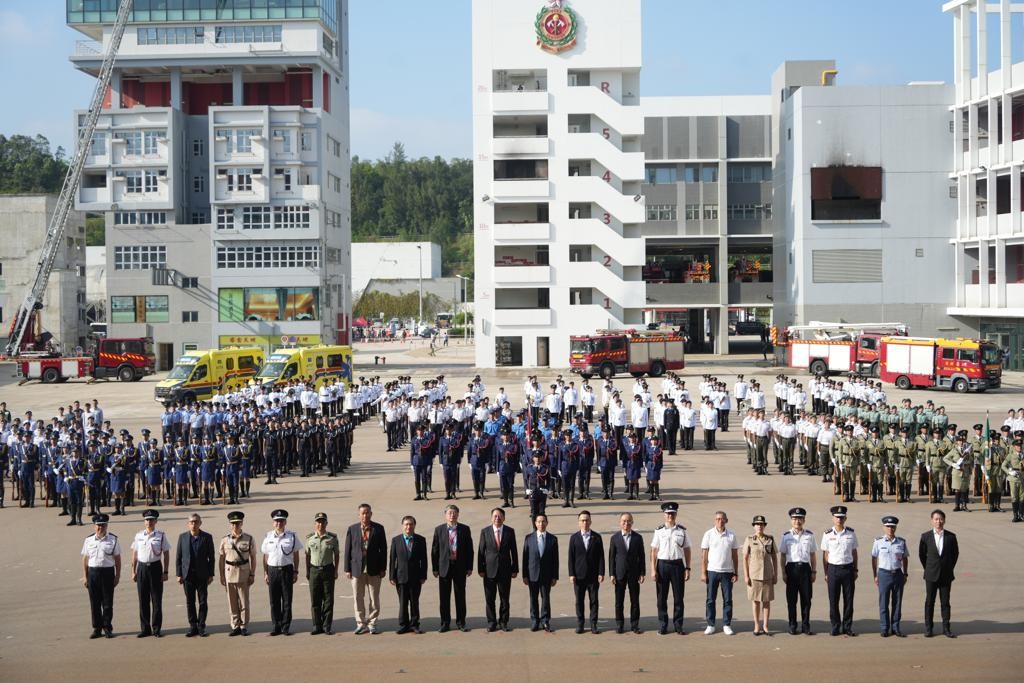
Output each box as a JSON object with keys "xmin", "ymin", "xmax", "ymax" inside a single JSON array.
[
  {"xmin": 0, "ymin": 134, "xmax": 69, "ymax": 194},
  {"xmin": 85, "ymin": 214, "xmax": 105, "ymax": 246}
]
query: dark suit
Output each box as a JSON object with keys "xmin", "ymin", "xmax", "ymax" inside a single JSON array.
[
  {"xmin": 568, "ymin": 530, "xmax": 605, "ymax": 627},
  {"xmin": 477, "ymin": 525, "xmax": 518, "ymax": 628},
  {"xmin": 918, "ymin": 530, "xmax": 959, "ymax": 633},
  {"xmin": 431, "ymin": 523, "xmax": 474, "ymax": 628},
  {"xmin": 343, "ymin": 521, "xmax": 389, "ymax": 629},
  {"xmin": 175, "ymin": 530, "xmax": 215, "ymax": 630},
  {"xmin": 608, "ymin": 531, "xmax": 645, "ymax": 629},
  {"xmin": 389, "ymin": 533, "xmax": 428, "ymax": 630},
  {"xmin": 522, "ymin": 531, "xmax": 559, "ymax": 628}
]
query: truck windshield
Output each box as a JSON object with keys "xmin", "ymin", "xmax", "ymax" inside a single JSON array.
[
  {"xmin": 257, "ymin": 362, "xmax": 286, "ymax": 378},
  {"xmin": 570, "ymin": 340, "xmax": 592, "ymax": 354},
  {"xmin": 166, "ymin": 363, "xmax": 195, "ymax": 380},
  {"xmin": 982, "ymin": 345, "xmax": 1002, "ymax": 365}
]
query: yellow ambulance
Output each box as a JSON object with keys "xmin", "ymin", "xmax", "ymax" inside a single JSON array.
[
  {"xmin": 255, "ymin": 344, "xmax": 353, "ymax": 390},
  {"xmin": 154, "ymin": 347, "xmax": 265, "ymax": 404}
]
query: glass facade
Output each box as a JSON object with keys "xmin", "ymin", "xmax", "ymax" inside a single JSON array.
[{"xmin": 68, "ymin": 0, "xmax": 338, "ymax": 35}]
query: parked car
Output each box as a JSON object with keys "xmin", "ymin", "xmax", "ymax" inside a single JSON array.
[{"xmin": 418, "ymin": 326, "xmax": 436, "ymax": 338}]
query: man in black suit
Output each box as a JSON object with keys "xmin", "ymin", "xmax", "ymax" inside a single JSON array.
[
  {"xmin": 343, "ymin": 503, "xmax": 388, "ymax": 634},
  {"xmin": 431, "ymin": 504, "xmax": 474, "ymax": 632},
  {"xmin": 389, "ymin": 515, "xmax": 428, "ymax": 634},
  {"xmin": 477, "ymin": 507, "xmax": 518, "ymax": 632},
  {"xmin": 176, "ymin": 513, "xmax": 215, "ymax": 637},
  {"xmin": 918, "ymin": 509, "xmax": 959, "ymax": 638},
  {"xmin": 522, "ymin": 513, "xmax": 559, "ymax": 632},
  {"xmin": 568, "ymin": 509, "xmax": 605, "ymax": 633},
  {"xmin": 607, "ymin": 511, "xmax": 645, "ymax": 634}
]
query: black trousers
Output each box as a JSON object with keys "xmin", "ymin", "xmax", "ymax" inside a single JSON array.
[
  {"xmin": 573, "ymin": 579, "xmax": 600, "ymax": 625},
  {"xmin": 395, "ymin": 581, "xmax": 422, "ymax": 629},
  {"xmin": 664, "ymin": 426, "xmax": 678, "ymax": 453},
  {"xmin": 826, "ymin": 563, "xmax": 855, "ymax": 633},
  {"xmin": 923, "ymin": 580, "xmax": 952, "ymax": 631},
  {"xmin": 438, "ymin": 572, "xmax": 468, "ymax": 626},
  {"xmin": 655, "ymin": 559, "xmax": 685, "ymax": 629},
  {"xmin": 268, "ymin": 565, "xmax": 294, "ymax": 632},
  {"xmin": 528, "ymin": 580, "xmax": 552, "ymax": 625},
  {"xmin": 703, "ymin": 429, "xmax": 716, "ymax": 450},
  {"xmin": 136, "ymin": 560, "xmax": 164, "ymax": 632},
  {"xmin": 614, "ymin": 577, "xmax": 641, "ymax": 627},
  {"xmin": 483, "ymin": 575, "xmax": 511, "ymax": 626},
  {"xmin": 784, "ymin": 562, "xmax": 813, "ymax": 630},
  {"xmin": 183, "ymin": 576, "xmax": 209, "ymax": 628},
  {"xmin": 682, "ymin": 427, "xmax": 695, "ymax": 450},
  {"xmin": 87, "ymin": 566, "xmax": 115, "ymax": 631}
]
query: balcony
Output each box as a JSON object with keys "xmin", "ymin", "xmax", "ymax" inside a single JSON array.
[
  {"xmin": 491, "ymin": 91, "xmax": 549, "ymax": 114},
  {"xmin": 492, "ymin": 137, "xmax": 550, "ymax": 156},
  {"xmin": 492, "ymin": 179, "xmax": 551, "ymax": 199},
  {"xmin": 494, "ymin": 308, "xmax": 552, "ymax": 326},
  {"xmin": 492, "ymin": 223, "xmax": 551, "ymax": 241},
  {"xmin": 78, "ymin": 186, "xmax": 111, "ymax": 206},
  {"xmin": 727, "ymin": 281, "xmax": 773, "ymax": 305},
  {"xmin": 493, "ymin": 265, "xmax": 551, "ymax": 285},
  {"xmin": 646, "ymin": 283, "xmax": 720, "ymax": 306}
]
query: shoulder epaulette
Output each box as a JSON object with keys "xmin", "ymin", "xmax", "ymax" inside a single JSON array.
[
  {"xmin": 875, "ymin": 536, "xmax": 883, "ymax": 541},
  {"xmin": 676, "ymin": 524, "xmax": 687, "ymax": 531},
  {"xmin": 825, "ymin": 528, "xmax": 835, "ymax": 534},
  {"xmin": 846, "ymin": 527, "xmax": 854, "ymax": 532},
  {"xmin": 656, "ymin": 524, "xmax": 665, "ymax": 530}
]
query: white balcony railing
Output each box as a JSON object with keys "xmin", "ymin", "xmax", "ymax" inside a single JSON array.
[
  {"xmin": 492, "ymin": 222, "xmax": 550, "ymax": 241},
  {"xmin": 493, "ymin": 308, "xmax": 552, "ymax": 326}
]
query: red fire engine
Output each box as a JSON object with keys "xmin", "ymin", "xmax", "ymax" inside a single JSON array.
[
  {"xmin": 878, "ymin": 336, "xmax": 1002, "ymax": 392},
  {"xmin": 570, "ymin": 330, "xmax": 685, "ymax": 380},
  {"xmin": 16, "ymin": 336, "xmax": 156, "ymax": 384},
  {"xmin": 775, "ymin": 322, "xmax": 908, "ymax": 376}
]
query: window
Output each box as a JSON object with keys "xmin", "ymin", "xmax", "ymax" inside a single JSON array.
[
  {"xmin": 273, "ymin": 129, "xmax": 292, "ymax": 153},
  {"xmin": 683, "ymin": 165, "xmax": 699, "ymax": 183},
  {"xmin": 137, "ymin": 26, "xmax": 204, "ymax": 45},
  {"xmin": 217, "ymin": 208, "xmax": 235, "ymax": 230},
  {"xmin": 703, "ymin": 204, "xmax": 718, "ymax": 220},
  {"xmin": 645, "ymin": 166, "xmax": 677, "ymax": 184},
  {"xmin": 226, "ymin": 169, "xmax": 253, "ymax": 193},
  {"xmin": 326, "ymin": 135, "xmax": 341, "ymax": 157},
  {"xmin": 143, "ymin": 131, "xmax": 160, "ymax": 155},
  {"xmin": 273, "ymin": 205, "xmax": 311, "ymax": 229},
  {"xmin": 727, "ymin": 164, "xmax": 772, "ymax": 183},
  {"xmin": 191, "ymin": 212, "xmax": 208, "ymax": 224},
  {"xmin": 110, "ymin": 295, "xmax": 169, "ymax": 323},
  {"xmin": 241, "ymin": 206, "xmax": 272, "ymax": 229},
  {"xmin": 302, "ymin": 132, "xmax": 314, "ymax": 152},
  {"xmin": 327, "ymin": 354, "xmax": 344, "ymax": 368},
  {"xmin": 701, "ymin": 166, "xmax": 718, "ymax": 183},
  {"xmin": 218, "ymin": 286, "xmax": 320, "ymax": 322},
  {"xmin": 115, "ymin": 131, "xmax": 142, "ymax": 155},
  {"xmin": 274, "ymin": 168, "xmax": 292, "ymax": 191},
  {"xmin": 236, "ymin": 129, "xmax": 257, "ymax": 154},
  {"xmin": 646, "ymin": 204, "xmax": 677, "ymax": 221},
  {"xmin": 315, "ymin": 356, "xmax": 324, "ymax": 369},
  {"xmin": 193, "ymin": 176, "xmax": 205, "ymax": 193},
  {"xmin": 328, "ymin": 173, "xmax": 341, "ymax": 193},
  {"xmin": 181, "ymin": 277, "xmax": 199, "ymax": 289},
  {"xmin": 685, "ymin": 204, "xmax": 700, "ymax": 220},
  {"xmin": 810, "ymin": 166, "xmax": 882, "ymax": 221},
  {"xmin": 89, "ymin": 132, "xmax": 106, "ymax": 157},
  {"xmin": 182, "ymin": 311, "xmax": 199, "ymax": 323},
  {"xmin": 942, "ymin": 348, "xmax": 956, "ymax": 360},
  {"xmin": 239, "ymin": 355, "xmax": 257, "ymax": 371},
  {"xmin": 143, "ymin": 171, "xmax": 159, "ymax": 193},
  {"xmin": 216, "ymin": 243, "xmax": 320, "ymax": 269},
  {"xmin": 113, "ymin": 245, "xmax": 166, "ymax": 270},
  {"xmin": 193, "ymin": 138, "xmax": 205, "ymax": 156},
  {"xmin": 114, "ymin": 211, "xmax": 167, "ymax": 226},
  {"xmin": 214, "ymin": 25, "xmax": 282, "ymax": 44},
  {"xmin": 122, "ymin": 170, "xmax": 143, "ymax": 194},
  {"xmin": 958, "ymin": 349, "xmax": 979, "ymax": 363},
  {"xmin": 225, "ymin": 358, "xmax": 235, "ymax": 371}
]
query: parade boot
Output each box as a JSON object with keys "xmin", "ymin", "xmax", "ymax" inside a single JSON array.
[
  {"xmin": 648, "ymin": 484, "xmax": 656, "ymax": 502},
  {"xmin": 989, "ymin": 494, "xmax": 997, "ymax": 513},
  {"xmin": 472, "ymin": 483, "xmax": 481, "ymax": 500},
  {"xmin": 246, "ymin": 481, "xmax": 252, "ymax": 497},
  {"xmin": 59, "ymin": 498, "xmax": 69, "ymax": 517},
  {"xmin": 414, "ymin": 482, "xmax": 422, "ymax": 501},
  {"xmin": 656, "ymin": 483, "xmax": 662, "ymax": 501},
  {"xmin": 1013, "ymin": 502, "xmax": 1021, "ymax": 523},
  {"xmin": 877, "ymin": 484, "xmax": 885, "ymax": 504}
]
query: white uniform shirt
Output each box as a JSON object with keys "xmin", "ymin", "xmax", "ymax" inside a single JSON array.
[
  {"xmin": 261, "ymin": 529, "xmax": 303, "ymax": 567},
  {"xmin": 700, "ymin": 527, "xmax": 740, "ymax": 573},
  {"xmin": 779, "ymin": 529, "xmax": 817, "ymax": 564},
  {"xmin": 82, "ymin": 532, "xmax": 122, "ymax": 568},
  {"xmin": 131, "ymin": 528, "xmax": 171, "ymax": 564},
  {"xmin": 820, "ymin": 526, "xmax": 858, "ymax": 565},
  {"xmin": 651, "ymin": 524, "xmax": 691, "ymax": 564}
]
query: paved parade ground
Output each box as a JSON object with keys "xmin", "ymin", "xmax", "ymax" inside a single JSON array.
[{"xmin": 1, "ymin": 340, "xmax": 1022, "ymax": 682}]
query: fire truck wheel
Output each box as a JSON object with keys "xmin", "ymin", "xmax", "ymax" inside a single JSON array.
[
  {"xmin": 870, "ymin": 362, "xmax": 880, "ymax": 378},
  {"xmin": 809, "ymin": 360, "xmax": 828, "ymax": 375},
  {"xmin": 599, "ymin": 363, "xmax": 615, "ymax": 380},
  {"xmin": 649, "ymin": 361, "xmax": 666, "ymax": 378},
  {"xmin": 952, "ymin": 378, "xmax": 969, "ymax": 393},
  {"xmin": 41, "ymin": 367, "xmax": 60, "ymax": 383},
  {"xmin": 579, "ymin": 373, "xmax": 593, "ymax": 380},
  {"xmin": 895, "ymin": 375, "xmax": 911, "ymax": 390},
  {"xmin": 117, "ymin": 365, "xmax": 135, "ymax": 382}
]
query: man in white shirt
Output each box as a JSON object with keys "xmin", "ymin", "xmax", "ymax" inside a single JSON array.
[
  {"xmin": 733, "ymin": 376, "xmax": 748, "ymax": 412},
  {"xmin": 700, "ymin": 511, "xmax": 740, "ymax": 635}
]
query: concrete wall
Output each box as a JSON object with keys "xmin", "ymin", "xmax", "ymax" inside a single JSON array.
[{"xmin": 352, "ymin": 242, "xmax": 442, "ymax": 295}]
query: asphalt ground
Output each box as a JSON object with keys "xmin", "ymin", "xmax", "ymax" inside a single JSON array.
[{"xmin": 0, "ymin": 340, "xmax": 1021, "ymax": 682}]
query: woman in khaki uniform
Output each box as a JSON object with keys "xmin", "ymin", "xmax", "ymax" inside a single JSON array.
[
  {"xmin": 218, "ymin": 511, "xmax": 256, "ymax": 636},
  {"xmin": 743, "ymin": 515, "xmax": 778, "ymax": 635}
]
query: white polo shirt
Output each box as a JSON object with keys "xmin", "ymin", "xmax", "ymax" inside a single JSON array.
[{"xmin": 700, "ymin": 527, "xmax": 740, "ymax": 573}]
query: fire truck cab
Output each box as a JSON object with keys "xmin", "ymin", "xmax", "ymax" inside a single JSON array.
[{"xmin": 878, "ymin": 336, "xmax": 1002, "ymax": 393}]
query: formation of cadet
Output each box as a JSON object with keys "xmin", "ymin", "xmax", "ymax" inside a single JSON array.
[
  {"xmin": 0, "ymin": 376, "xmax": 383, "ymax": 524},
  {"xmin": 738, "ymin": 373, "xmax": 1024, "ymax": 521}
]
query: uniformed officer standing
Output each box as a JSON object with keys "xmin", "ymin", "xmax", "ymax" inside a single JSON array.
[
  {"xmin": 779, "ymin": 507, "xmax": 817, "ymax": 635},
  {"xmin": 305, "ymin": 512, "xmax": 340, "ymax": 635},
  {"xmin": 219, "ymin": 510, "xmax": 256, "ymax": 636},
  {"xmin": 871, "ymin": 515, "xmax": 908, "ymax": 637},
  {"xmin": 262, "ymin": 509, "xmax": 303, "ymax": 636},
  {"xmin": 130, "ymin": 509, "xmax": 170, "ymax": 637},
  {"xmin": 81, "ymin": 513, "xmax": 121, "ymax": 638},
  {"xmin": 650, "ymin": 502, "xmax": 691, "ymax": 635},
  {"xmin": 1003, "ymin": 439, "xmax": 1024, "ymax": 522},
  {"xmin": 821, "ymin": 505, "xmax": 858, "ymax": 637}
]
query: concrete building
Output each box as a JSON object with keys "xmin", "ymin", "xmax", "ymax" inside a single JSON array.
[
  {"xmin": 66, "ymin": 0, "xmax": 351, "ymax": 368},
  {"xmin": 351, "ymin": 241, "xmax": 441, "ymax": 296},
  {"xmin": 472, "ymin": 0, "xmax": 645, "ymax": 367},
  {"xmin": 943, "ymin": 0, "xmax": 1024, "ymax": 368},
  {"xmin": 0, "ymin": 195, "xmax": 88, "ymax": 352},
  {"xmin": 771, "ymin": 61, "xmax": 963, "ymax": 336}
]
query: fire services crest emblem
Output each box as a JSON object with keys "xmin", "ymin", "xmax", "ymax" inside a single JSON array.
[{"xmin": 535, "ymin": 0, "xmax": 578, "ymax": 54}]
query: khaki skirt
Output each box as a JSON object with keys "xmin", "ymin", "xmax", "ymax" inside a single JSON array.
[{"xmin": 747, "ymin": 579, "xmax": 774, "ymax": 603}]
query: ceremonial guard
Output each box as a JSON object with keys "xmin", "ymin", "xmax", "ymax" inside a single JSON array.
[{"xmin": 1003, "ymin": 439, "xmax": 1024, "ymax": 522}]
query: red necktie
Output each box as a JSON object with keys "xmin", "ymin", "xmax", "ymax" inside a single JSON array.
[{"xmin": 494, "ymin": 528, "xmax": 501, "ymax": 547}]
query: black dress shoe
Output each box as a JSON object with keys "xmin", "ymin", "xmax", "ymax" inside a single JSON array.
[
  {"xmin": 324, "ymin": 627, "xmax": 333, "ymax": 635},
  {"xmin": 137, "ymin": 630, "xmax": 152, "ymax": 638},
  {"xmin": 943, "ymin": 630, "xmax": 957, "ymax": 638},
  {"xmin": 502, "ymin": 623, "xmax": 512, "ymax": 632},
  {"xmin": 487, "ymin": 624, "xmax": 498, "ymax": 633},
  {"xmin": 240, "ymin": 628, "xmax": 249, "ymax": 636},
  {"xmin": 881, "ymin": 631, "xmax": 890, "ymax": 638},
  {"xmin": 831, "ymin": 629, "xmax": 841, "ymax": 636},
  {"xmin": 396, "ymin": 626, "xmax": 412, "ymax": 634},
  {"xmin": 153, "ymin": 631, "xmax": 162, "ymax": 638},
  {"xmin": 632, "ymin": 627, "xmax": 643, "ymax": 634},
  {"xmin": 616, "ymin": 625, "xmax": 625, "ymax": 634},
  {"xmin": 575, "ymin": 625, "xmax": 585, "ymax": 634},
  {"xmin": 893, "ymin": 629, "xmax": 906, "ymax": 638},
  {"xmin": 104, "ymin": 629, "xmax": 114, "ymax": 639},
  {"xmin": 283, "ymin": 630, "xmax": 292, "ymax": 636},
  {"xmin": 199, "ymin": 627, "xmax": 208, "ymax": 637},
  {"xmin": 310, "ymin": 628, "xmax": 324, "ymax": 635},
  {"xmin": 658, "ymin": 627, "xmax": 668, "ymax": 635},
  {"xmin": 415, "ymin": 627, "xmax": 424, "ymax": 634},
  {"xmin": 788, "ymin": 626, "xmax": 798, "ymax": 635},
  {"xmin": 187, "ymin": 627, "xmax": 198, "ymax": 638},
  {"xmin": 269, "ymin": 630, "xmax": 282, "ymax": 637},
  {"xmin": 530, "ymin": 622, "xmax": 540, "ymax": 632},
  {"xmin": 924, "ymin": 630, "xmax": 934, "ymax": 638},
  {"xmin": 90, "ymin": 630, "xmax": 102, "ymax": 639},
  {"xmin": 457, "ymin": 623, "xmax": 468, "ymax": 632},
  {"xmin": 591, "ymin": 625, "xmax": 599, "ymax": 634},
  {"xmin": 844, "ymin": 629, "xmax": 857, "ymax": 637},
  {"xmin": 438, "ymin": 624, "xmax": 450, "ymax": 633},
  {"xmin": 229, "ymin": 627, "xmax": 242, "ymax": 636}
]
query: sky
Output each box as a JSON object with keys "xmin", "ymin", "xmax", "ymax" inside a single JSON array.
[{"xmin": 0, "ymin": 1, "xmax": 1003, "ymax": 162}]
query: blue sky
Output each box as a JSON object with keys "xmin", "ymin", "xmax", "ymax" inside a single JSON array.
[{"xmin": 0, "ymin": 1, "xmax": 991, "ymax": 161}]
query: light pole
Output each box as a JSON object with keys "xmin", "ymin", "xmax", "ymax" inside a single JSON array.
[
  {"xmin": 416, "ymin": 245, "xmax": 423, "ymax": 329},
  {"xmin": 456, "ymin": 274, "xmax": 472, "ymax": 343}
]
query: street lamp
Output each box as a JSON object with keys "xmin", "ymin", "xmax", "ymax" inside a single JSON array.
[
  {"xmin": 456, "ymin": 274, "xmax": 473, "ymax": 343},
  {"xmin": 416, "ymin": 245, "xmax": 423, "ymax": 329}
]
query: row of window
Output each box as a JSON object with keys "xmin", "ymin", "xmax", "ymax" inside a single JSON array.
[
  {"xmin": 645, "ymin": 164, "xmax": 772, "ymax": 185},
  {"xmin": 215, "ymin": 24, "xmax": 282, "ymax": 43},
  {"xmin": 726, "ymin": 203, "xmax": 773, "ymax": 220},
  {"xmin": 70, "ymin": 0, "xmax": 336, "ymax": 36},
  {"xmin": 114, "ymin": 211, "xmax": 167, "ymax": 226},
  {"xmin": 216, "ymin": 205, "xmax": 312, "ymax": 229},
  {"xmin": 215, "ymin": 243, "xmax": 320, "ymax": 269},
  {"xmin": 137, "ymin": 26, "xmax": 204, "ymax": 44},
  {"xmin": 218, "ymin": 286, "xmax": 320, "ymax": 322},
  {"xmin": 645, "ymin": 203, "xmax": 773, "ymax": 222},
  {"xmin": 113, "ymin": 245, "xmax": 166, "ymax": 271},
  {"xmin": 218, "ymin": 168, "xmax": 257, "ymax": 192},
  {"xmin": 117, "ymin": 169, "xmax": 164, "ymax": 194},
  {"xmin": 113, "ymin": 130, "xmax": 164, "ymax": 156}
]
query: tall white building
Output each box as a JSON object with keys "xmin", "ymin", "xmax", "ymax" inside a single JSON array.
[
  {"xmin": 67, "ymin": 0, "xmax": 351, "ymax": 368},
  {"xmin": 472, "ymin": 0, "xmax": 644, "ymax": 368},
  {"xmin": 944, "ymin": 0, "xmax": 1024, "ymax": 368}
]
